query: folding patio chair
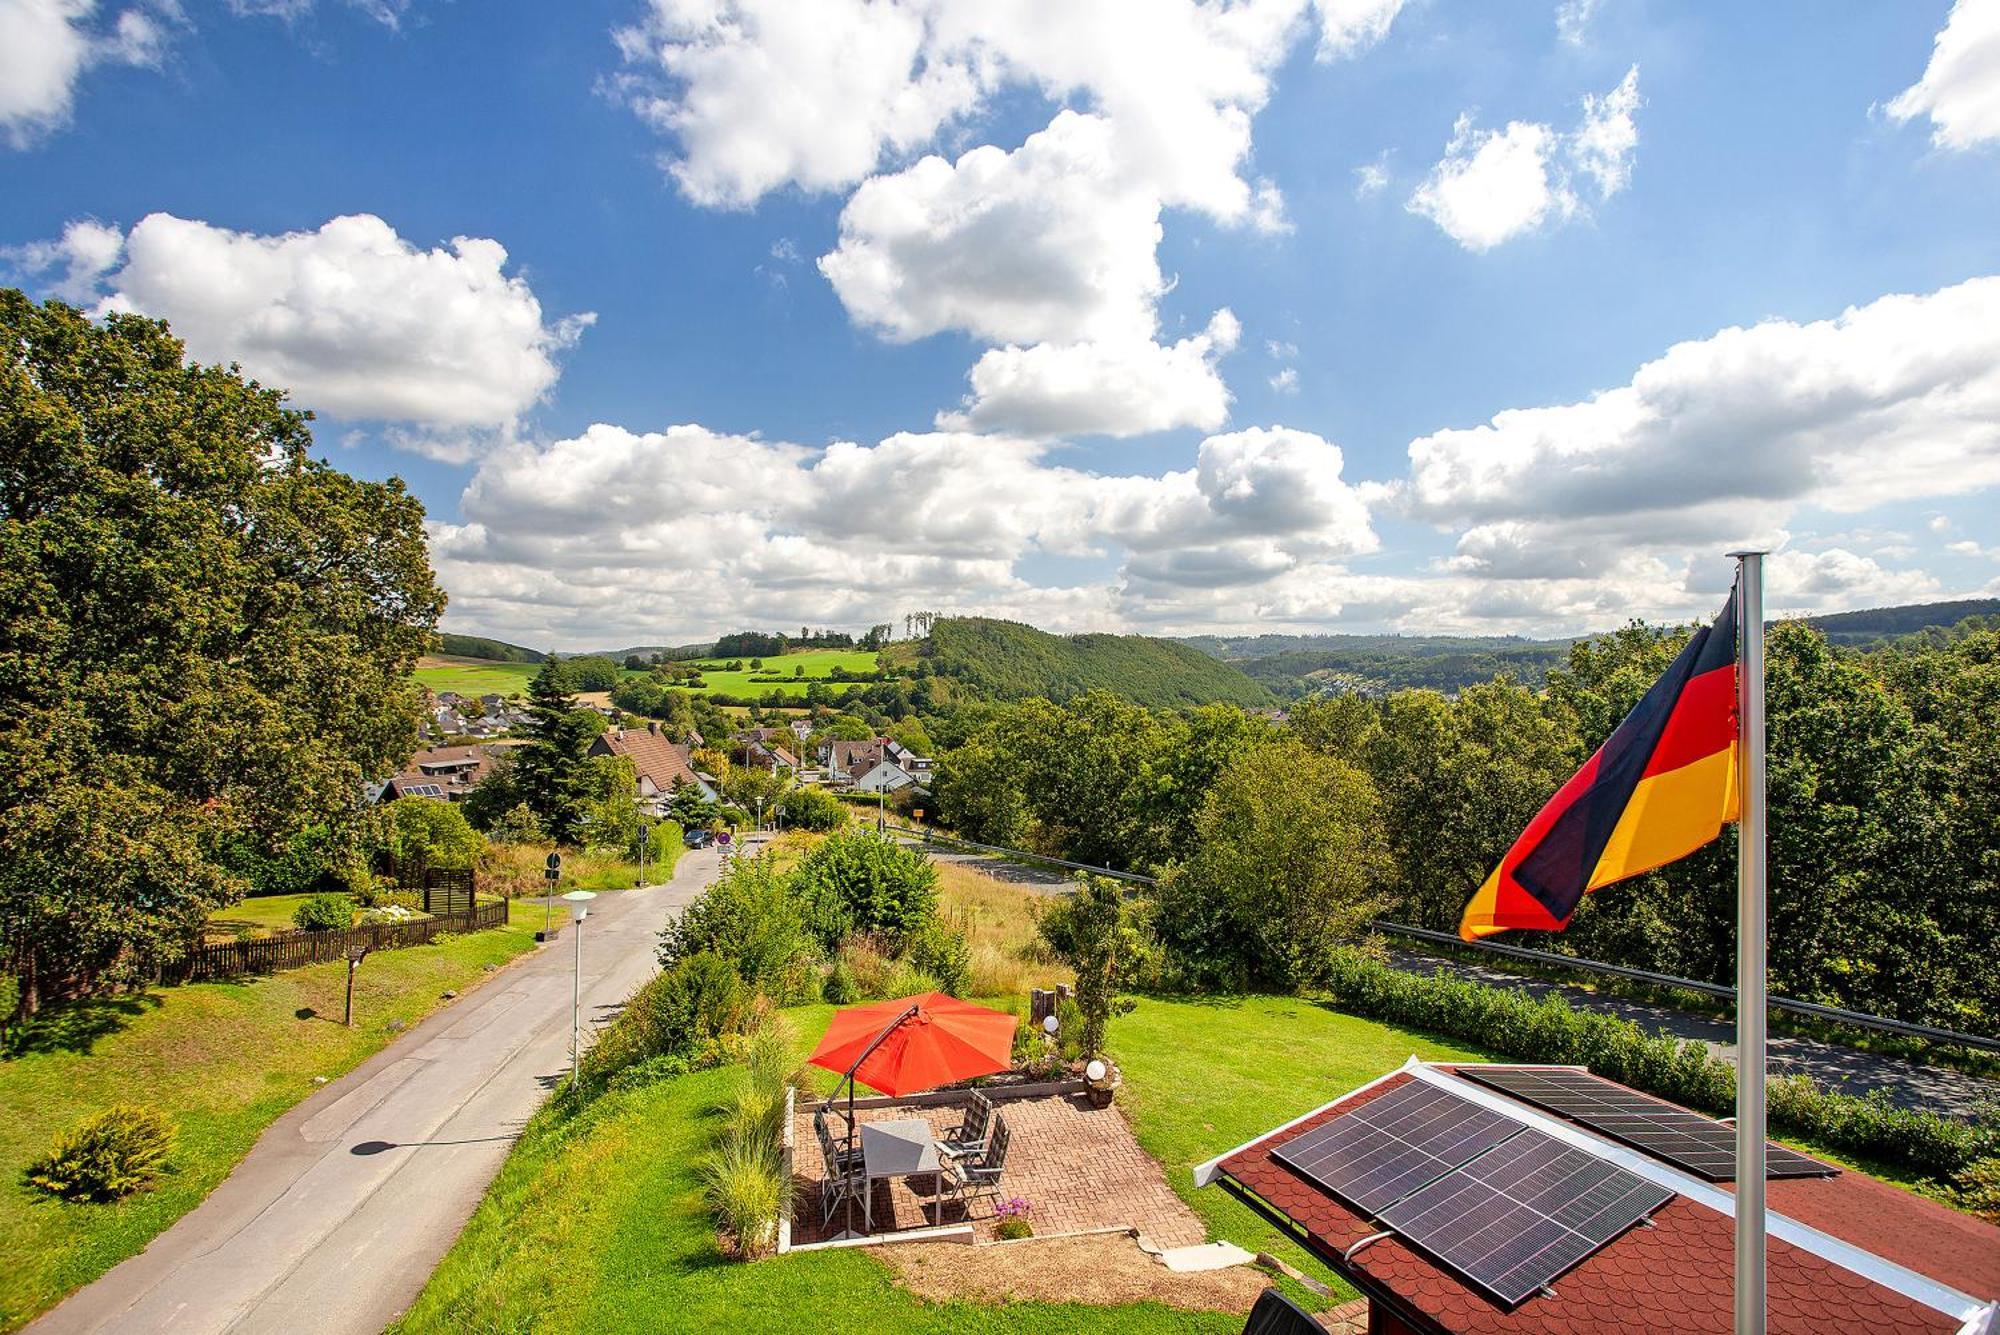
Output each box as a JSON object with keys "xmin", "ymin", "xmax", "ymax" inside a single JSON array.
[
  {"xmin": 814, "ymin": 1106, "xmax": 863, "ymax": 1174},
  {"xmin": 818, "ymin": 1134, "xmax": 865, "ymax": 1227},
  {"xmin": 1240, "ymin": 1287, "xmax": 1320, "ymax": 1335},
  {"xmin": 942, "ymin": 1113, "xmax": 1010, "ymax": 1214},
  {"xmin": 940, "ymin": 1088, "xmax": 994, "ymax": 1159}
]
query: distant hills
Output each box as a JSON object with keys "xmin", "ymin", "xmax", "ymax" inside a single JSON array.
[
  {"xmin": 894, "ymin": 617, "xmax": 1274, "ymax": 709},
  {"xmin": 436, "ymin": 632, "xmax": 545, "ymax": 663},
  {"xmin": 1797, "ymin": 598, "xmax": 2000, "ymax": 645}
]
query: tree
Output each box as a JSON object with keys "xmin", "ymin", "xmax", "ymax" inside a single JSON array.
[
  {"xmin": 790, "ymin": 829, "xmax": 939, "ymax": 950},
  {"xmin": 930, "ymin": 735, "xmax": 1029, "ymax": 845},
  {"xmin": 0, "ymin": 293, "xmax": 444, "ymax": 1009},
  {"xmin": 386, "ymin": 798, "xmax": 485, "ymax": 874},
  {"xmin": 1037, "ymin": 875, "xmax": 1135, "ymax": 1058},
  {"xmin": 1157, "ymin": 740, "xmax": 1388, "ymax": 989},
  {"xmin": 509, "ymin": 661, "xmax": 607, "ymax": 845}
]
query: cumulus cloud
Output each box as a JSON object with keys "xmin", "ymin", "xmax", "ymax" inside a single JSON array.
[
  {"xmin": 430, "ymin": 416, "xmax": 1377, "ymax": 645},
  {"xmin": 1886, "ymin": 0, "xmax": 2000, "ymax": 149},
  {"xmin": 941, "ymin": 309, "xmax": 1241, "ymax": 438},
  {"xmin": 1409, "ymin": 66, "xmax": 1641, "ymax": 250},
  {"xmin": 225, "ymin": 0, "xmax": 415, "ymax": 26},
  {"xmin": 613, "ymin": 0, "xmax": 1395, "ymax": 225},
  {"xmin": 1397, "ymin": 274, "xmax": 2000, "ymax": 598},
  {"xmin": 1556, "ymin": 0, "xmax": 1600, "ymax": 47},
  {"xmin": 0, "ymin": 0, "xmax": 170, "ymax": 147},
  {"xmin": 2, "ymin": 217, "xmax": 125, "ymax": 300},
  {"xmin": 1269, "ymin": 366, "xmax": 1300, "ymax": 393},
  {"xmin": 819, "ymin": 111, "xmax": 1163, "ymax": 346},
  {"xmin": 24, "ymin": 213, "xmax": 592, "ymax": 437}
]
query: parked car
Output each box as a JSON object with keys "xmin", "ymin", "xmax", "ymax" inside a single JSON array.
[{"xmin": 683, "ymin": 829, "xmax": 711, "ymax": 849}]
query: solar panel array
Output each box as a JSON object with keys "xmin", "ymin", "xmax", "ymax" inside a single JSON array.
[
  {"xmin": 1271, "ymin": 1079, "xmax": 1676, "ymax": 1309},
  {"xmin": 404, "ymin": 783, "xmax": 446, "ymax": 798},
  {"xmin": 1457, "ymin": 1067, "xmax": 1837, "ymax": 1182},
  {"xmin": 1378, "ymin": 1127, "xmax": 1675, "ymax": 1307},
  {"xmin": 1272, "ymin": 1081, "xmax": 1519, "ymax": 1214}
]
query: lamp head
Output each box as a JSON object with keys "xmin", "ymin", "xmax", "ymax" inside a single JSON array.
[
  {"xmin": 1042, "ymin": 1013, "xmax": 1059, "ymax": 1035},
  {"xmin": 1085, "ymin": 1059, "xmax": 1107, "ymax": 1083},
  {"xmin": 562, "ymin": 889, "xmax": 597, "ymax": 923}
]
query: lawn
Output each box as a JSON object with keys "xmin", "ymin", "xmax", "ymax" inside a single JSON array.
[
  {"xmin": 204, "ymin": 893, "xmax": 322, "ymax": 940},
  {"xmin": 0, "ymin": 902, "xmax": 544, "ymax": 1332},
  {"xmin": 410, "ymin": 655, "xmax": 543, "ymax": 697}
]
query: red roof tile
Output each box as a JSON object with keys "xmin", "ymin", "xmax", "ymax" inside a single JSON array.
[{"xmin": 1216, "ymin": 1070, "xmax": 1984, "ymax": 1335}]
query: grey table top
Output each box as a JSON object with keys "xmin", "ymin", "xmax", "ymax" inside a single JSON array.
[{"xmin": 860, "ymin": 1118, "xmax": 939, "ymax": 1178}]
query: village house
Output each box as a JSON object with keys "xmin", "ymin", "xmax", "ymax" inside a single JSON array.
[
  {"xmin": 380, "ymin": 743, "xmax": 504, "ymax": 802},
  {"xmin": 589, "ymin": 722, "xmax": 719, "ymax": 814}
]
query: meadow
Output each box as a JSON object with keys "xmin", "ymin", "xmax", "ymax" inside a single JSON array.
[
  {"xmin": 671, "ymin": 648, "xmax": 883, "ymax": 700},
  {"xmin": 410, "ymin": 656, "xmax": 544, "ymax": 697}
]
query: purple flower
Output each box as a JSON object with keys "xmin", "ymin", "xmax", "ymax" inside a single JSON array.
[{"xmin": 995, "ymin": 1196, "xmax": 1032, "ymax": 1219}]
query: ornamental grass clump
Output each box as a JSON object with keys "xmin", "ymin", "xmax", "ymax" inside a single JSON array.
[
  {"xmin": 28, "ymin": 1106, "xmax": 175, "ymax": 1202},
  {"xmin": 698, "ymin": 1136, "xmax": 782, "ymax": 1259}
]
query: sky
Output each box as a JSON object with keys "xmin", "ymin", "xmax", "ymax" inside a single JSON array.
[{"xmin": 4, "ymin": 0, "xmax": 1999, "ymax": 651}]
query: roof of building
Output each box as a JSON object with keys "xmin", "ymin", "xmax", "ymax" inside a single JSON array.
[
  {"xmin": 384, "ymin": 743, "xmax": 502, "ymax": 799},
  {"xmin": 1200, "ymin": 1061, "xmax": 1996, "ymax": 1335},
  {"xmin": 592, "ymin": 724, "xmax": 706, "ymax": 792}
]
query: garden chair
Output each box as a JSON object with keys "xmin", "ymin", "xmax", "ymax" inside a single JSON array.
[
  {"xmin": 942, "ymin": 1113, "xmax": 1010, "ymax": 1214},
  {"xmin": 1240, "ymin": 1287, "xmax": 1320, "ymax": 1335},
  {"xmin": 940, "ymin": 1089, "xmax": 994, "ymax": 1160},
  {"xmin": 817, "ymin": 1134, "xmax": 865, "ymax": 1227},
  {"xmin": 814, "ymin": 1107, "xmax": 862, "ymax": 1174}
]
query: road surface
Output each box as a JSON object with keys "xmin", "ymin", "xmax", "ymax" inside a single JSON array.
[{"xmin": 31, "ymin": 842, "xmax": 731, "ymax": 1335}]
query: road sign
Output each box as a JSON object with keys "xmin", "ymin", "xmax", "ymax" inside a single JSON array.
[{"xmin": 544, "ymin": 850, "xmax": 562, "ymax": 883}]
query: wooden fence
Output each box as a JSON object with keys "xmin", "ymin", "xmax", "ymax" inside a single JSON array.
[{"xmin": 168, "ymin": 897, "xmax": 508, "ymax": 984}]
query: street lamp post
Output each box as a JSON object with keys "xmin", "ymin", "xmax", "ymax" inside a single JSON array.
[
  {"xmin": 637, "ymin": 819, "xmax": 651, "ymax": 888},
  {"xmin": 563, "ymin": 890, "xmax": 596, "ymax": 1087}
]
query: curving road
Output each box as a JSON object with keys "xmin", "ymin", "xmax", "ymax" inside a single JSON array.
[{"xmin": 30, "ymin": 841, "xmax": 736, "ymax": 1335}]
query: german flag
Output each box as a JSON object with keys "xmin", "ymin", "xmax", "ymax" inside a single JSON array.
[{"xmin": 1460, "ymin": 590, "xmax": 1740, "ymax": 941}]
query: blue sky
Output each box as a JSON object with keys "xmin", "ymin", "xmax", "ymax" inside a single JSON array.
[{"xmin": 4, "ymin": 0, "xmax": 1998, "ymax": 648}]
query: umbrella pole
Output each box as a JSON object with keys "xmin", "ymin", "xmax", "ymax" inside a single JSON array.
[{"xmin": 832, "ymin": 1002, "xmax": 920, "ymax": 1239}]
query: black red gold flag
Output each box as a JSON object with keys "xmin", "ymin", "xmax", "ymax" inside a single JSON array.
[{"xmin": 1460, "ymin": 589, "xmax": 1740, "ymax": 940}]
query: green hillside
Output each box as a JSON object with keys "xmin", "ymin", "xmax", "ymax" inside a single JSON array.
[
  {"xmin": 436, "ymin": 632, "xmax": 544, "ymax": 663},
  {"xmin": 1797, "ymin": 598, "xmax": 2000, "ymax": 645},
  {"xmin": 910, "ymin": 617, "xmax": 1273, "ymax": 708}
]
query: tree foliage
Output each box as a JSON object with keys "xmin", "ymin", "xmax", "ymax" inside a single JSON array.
[{"xmin": 0, "ymin": 293, "xmax": 443, "ymax": 1007}]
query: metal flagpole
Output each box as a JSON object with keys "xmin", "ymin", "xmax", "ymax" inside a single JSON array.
[{"xmin": 1731, "ymin": 550, "xmax": 1768, "ymax": 1335}]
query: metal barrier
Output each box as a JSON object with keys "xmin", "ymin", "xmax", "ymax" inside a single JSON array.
[
  {"xmin": 1371, "ymin": 919, "xmax": 2000, "ymax": 1055},
  {"xmin": 882, "ymin": 824, "xmax": 1157, "ymax": 885}
]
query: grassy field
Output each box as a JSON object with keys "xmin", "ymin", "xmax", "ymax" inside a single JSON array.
[
  {"xmin": 410, "ymin": 655, "xmax": 544, "ymax": 697},
  {"xmin": 670, "ymin": 648, "xmax": 881, "ymax": 700},
  {"xmin": 204, "ymin": 893, "xmax": 322, "ymax": 940},
  {"xmin": 0, "ymin": 903, "xmax": 544, "ymax": 1331}
]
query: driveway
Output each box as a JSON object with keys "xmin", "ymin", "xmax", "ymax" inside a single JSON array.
[{"xmin": 31, "ymin": 841, "xmax": 736, "ymax": 1335}]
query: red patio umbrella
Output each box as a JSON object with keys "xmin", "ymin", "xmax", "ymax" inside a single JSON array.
[{"xmin": 808, "ymin": 992, "xmax": 1017, "ymax": 1097}]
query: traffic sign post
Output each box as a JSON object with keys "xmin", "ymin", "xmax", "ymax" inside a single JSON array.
[{"xmin": 539, "ymin": 851, "xmax": 563, "ymax": 942}]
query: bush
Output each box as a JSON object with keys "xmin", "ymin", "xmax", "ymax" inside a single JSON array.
[
  {"xmin": 28, "ymin": 1106, "xmax": 175, "ymax": 1201},
  {"xmin": 700, "ymin": 1136, "xmax": 782, "ymax": 1259},
  {"xmin": 792, "ymin": 830, "xmax": 939, "ymax": 951},
  {"xmin": 1316, "ymin": 945, "xmax": 1995, "ymax": 1182},
  {"xmin": 776, "ymin": 786, "xmax": 846, "ymax": 833},
  {"xmin": 881, "ymin": 960, "xmax": 942, "ymax": 1002},
  {"xmin": 822, "ymin": 956, "xmax": 859, "ymax": 1005},
  {"xmin": 904, "ymin": 915, "xmax": 973, "ymax": 997},
  {"xmin": 387, "ymin": 797, "xmax": 485, "ymax": 873},
  {"xmin": 292, "ymin": 893, "xmax": 356, "ymax": 933},
  {"xmin": 582, "ymin": 952, "xmax": 748, "ymax": 1084},
  {"xmin": 659, "ymin": 855, "xmax": 820, "ymax": 1002}
]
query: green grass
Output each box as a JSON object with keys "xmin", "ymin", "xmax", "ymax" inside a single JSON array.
[
  {"xmin": 0, "ymin": 903, "xmax": 543, "ymax": 1331},
  {"xmin": 1110, "ymin": 994, "xmax": 1493, "ymax": 1290},
  {"xmin": 410, "ymin": 656, "xmax": 544, "ymax": 697},
  {"xmin": 669, "ymin": 649, "xmax": 882, "ymax": 701},
  {"xmin": 204, "ymin": 893, "xmax": 324, "ymax": 940}
]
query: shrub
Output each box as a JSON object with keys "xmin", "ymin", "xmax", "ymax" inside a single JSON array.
[
  {"xmin": 700, "ymin": 1136, "xmax": 783, "ymax": 1259},
  {"xmin": 582, "ymin": 952, "xmax": 747, "ymax": 1084},
  {"xmin": 292, "ymin": 893, "xmax": 356, "ymax": 933},
  {"xmin": 822, "ymin": 956, "xmax": 859, "ymax": 1004},
  {"xmin": 28, "ymin": 1106, "xmax": 175, "ymax": 1201},
  {"xmin": 1316, "ymin": 945, "xmax": 1995, "ymax": 1181},
  {"xmin": 880, "ymin": 960, "xmax": 941, "ymax": 1001},
  {"xmin": 792, "ymin": 830, "xmax": 939, "ymax": 951},
  {"xmin": 387, "ymin": 797, "xmax": 486, "ymax": 873},
  {"xmin": 776, "ymin": 785, "xmax": 846, "ymax": 833},
  {"xmin": 659, "ymin": 854, "xmax": 820, "ymax": 1002},
  {"xmin": 904, "ymin": 915, "xmax": 973, "ymax": 997}
]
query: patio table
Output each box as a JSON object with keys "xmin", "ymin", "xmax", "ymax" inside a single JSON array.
[{"xmin": 860, "ymin": 1118, "xmax": 942, "ymax": 1232}]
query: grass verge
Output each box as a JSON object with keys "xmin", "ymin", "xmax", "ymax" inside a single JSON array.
[{"xmin": 0, "ymin": 903, "xmax": 540, "ymax": 1331}]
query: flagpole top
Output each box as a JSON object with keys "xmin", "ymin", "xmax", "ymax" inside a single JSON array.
[{"xmin": 1725, "ymin": 549, "xmax": 1769, "ymax": 559}]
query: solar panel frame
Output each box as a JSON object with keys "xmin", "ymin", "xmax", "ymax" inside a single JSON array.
[
  {"xmin": 1271, "ymin": 1081, "xmax": 1523, "ymax": 1216},
  {"xmin": 1378, "ymin": 1126, "xmax": 1674, "ymax": 1308},
  {"xmin": 1457, "ymin": 1066, "xmax": 1836, "ymax": 1182}
]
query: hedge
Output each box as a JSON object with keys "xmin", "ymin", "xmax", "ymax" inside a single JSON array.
[{"xmin": 1317, "ymin": 947, "xmax": 1996, "ymax": 1182}]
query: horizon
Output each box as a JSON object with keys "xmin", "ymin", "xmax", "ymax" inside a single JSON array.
[{"xmin": 5, "ymin": 1, "xmax": 1998, "ymax": 647}]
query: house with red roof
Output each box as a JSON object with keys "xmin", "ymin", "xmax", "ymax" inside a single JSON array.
[{"xmin": 1197, "ymin": 1058, "xmax": 1999, "ymax": 1334}]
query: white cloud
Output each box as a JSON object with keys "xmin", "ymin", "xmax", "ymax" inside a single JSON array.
[
  {"xmin": 1269, "ymin": 366, "xmax": 1300, "ymax": 393},
  {"xmin": 941, "ymin": 309, "xmax": 1241, "ymax": 438},
  {"xmin": 1353, "ymin": 156, "xmax": 1390, "ymax": 197},
  {"xmin": 1555, "ymin": 0, "xmax": 1600, "ymax": 47},
  {"xmin": 613, "ymin": 0, "xmax": 1385, "ymax": 225},
  {"xmin": 819, "ymin": 111, "xmax": 1164, "ymax": 346},
  {"xmin": 1887, "ymin": 0, "xmax": 2000, "ymax": 150},
  {"xmin": 1400, "ymin": 274, "xmax": 2000, "ymax": 587},
  {"xmin": 50, "ymin": 213, "xmax": 591, "ymax": 435},
  {"xmin": 225, "ymin": 0, "xmax": 415, "ymax": 26},
  {"xmin": 2, "ymin": 217, "xmax": 125, "ymax": 301},
  {"xmin": 431, "ymin": 415, "xmax": 1377, "ymax": 645},
  {"xmin": 1408, "ymin": 66, "xmax": 1641, "ymax": 250},
  {"xmin": 0, "ymin": 0, "xmax": 170, "ymax": 147}
]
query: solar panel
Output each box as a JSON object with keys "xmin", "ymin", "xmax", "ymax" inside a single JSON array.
[
  {"xmin": 1457, "ymin": 1067, "xmax": 1836, "ymax": 1182},
  {"xmin": 1273, "ymin": 1081, "xmax": 1522, "ymax": 1215},
  {"xmin": 404, "ymin": 783, "xmax": 446, "ymax": 798},
  {"xmin": 1379, "ymin": 1127, "xmax": 1674, "ymax": 1307}
]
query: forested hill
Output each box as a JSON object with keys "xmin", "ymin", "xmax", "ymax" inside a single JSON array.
[
  {"xmin": 907, "ymin": 617, "xmax": 1274, "ymax": 708},
  {"xmin": 1190, "ymin": 633, "xmax": 1576, "ymax": 698},
  {"xmin": 436, "ymin": 633, "xmax": 544, "ymax": 663},
  {"xmin": 1799, "ymin": 598, "xmax": 2000, "ymax": 645}
]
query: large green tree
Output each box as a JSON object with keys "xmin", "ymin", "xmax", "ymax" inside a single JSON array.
[
  {"xmin": 504, "ymin": 660, "xmax": 610, "ymax": 845},
  {"xmin": 0, "ymin": 293, "xmax": 443, "ymax": 1008}
]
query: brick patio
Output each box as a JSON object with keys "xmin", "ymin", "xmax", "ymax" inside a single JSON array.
[{"xmin": 790, "ymin": 1091, "xmax": 1209, "ymax": 1248}]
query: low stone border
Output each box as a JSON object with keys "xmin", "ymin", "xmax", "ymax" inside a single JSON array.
[{"xmin": 777, "ymin": 1084, "xmax": 796, "ymax": 1254}]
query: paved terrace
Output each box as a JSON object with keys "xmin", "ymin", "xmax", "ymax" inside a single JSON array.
[{"xmin": 790, "ymin": 1092, "xmax": 1207, "ymax": 1248}]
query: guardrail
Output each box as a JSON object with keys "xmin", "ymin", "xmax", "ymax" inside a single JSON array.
[
  {"xmin": 883, "ymin": 824, "xmax": 1157, "ymax": 885},
  {"xmin": 1371, "ymin": 919, "xmax": 2000, "ymax": 1055}
]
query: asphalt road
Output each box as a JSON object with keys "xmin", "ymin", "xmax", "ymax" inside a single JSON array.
[{"xmin": 30, "ymin": 842, "xmax": 731, "ymax": 1335}]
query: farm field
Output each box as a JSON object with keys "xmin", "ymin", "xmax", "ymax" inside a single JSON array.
[
  {"xmin": 411, "ymin": 656, "xmax": 543, "ymax": 697},
  {"xmin": 667, "ymin": 648, "xmax": 883, "ymax": 700}
]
